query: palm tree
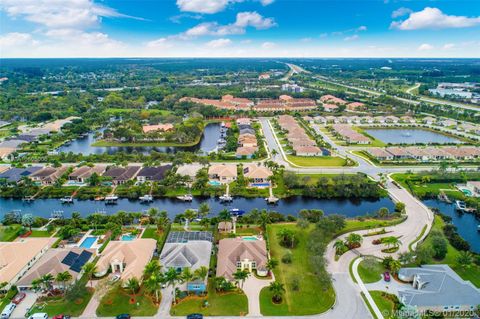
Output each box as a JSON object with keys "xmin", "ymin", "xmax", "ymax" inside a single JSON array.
[
  {"xmin": 144, "ymin": 272, "xmax": 164, "ymax": 304},
  {"xmin": 183, "ymin": 209, "xmax": 197, "ymax": 231},
  {"xmin": 258, "ymin": 211, "xmax": 271, "ymax": 231},
  {"xmin": 182, "ymin": 268, "xmax": 195, "ymax": 292},
  {"xmin": 194, "ymin": 266, "xmax": 209, "ymax": 281},
  {"xmin": 389, "ymin": 260, "xmax": 402, "ymax": 274},
  {"xmin": 147, "ymin": 207, "xmax": 159, "ymax": 220},
  {"xmin": 40, "ymin": 273, "xmax": 54, "ymax": 291},
  {"xmin": 55, "ymin": 271, "xmax": 72, "ymax": 294},
  {"xmin": 266, "ymin": 259, "xmax": 278, "ymax": 275},
  {"xmin": 233, "ymin": 270, "xmax": 249, "ymax": 289},
  {"xmin": 164, "ymin": 268, "xmax": 182, "ymax": 304},
  {"xmin": 277, "ymin": 228, "xmax": 296, "ymax": 248},
  {"xmin": 125, "ymin": 277, "xmax": 140, "ymax": 299},
  {"xmin": 268, "ymin": 281, "xmax": 286, "ymax": 303},
  {"xmin": 198, "ymin": 203, "xmax": 210, "ymax": 219},
  {"xmin": 31, "ymin": 278, "xmax": 42, "ymax": 291},
  {"xmin": 334, "ymin": 240, "xmax": 347, "ymax": 255},
  {"xmin": 143, "ymin": 260, "xmax": 162, "ymax": 279},
  {"xmin": 82, "ymin": 262, "xmax": 97, "ymax": 288},
  {"xmin": 345, "ymin": 233, "xmax": 363, "ymax": 248},
  {"xmin": 456, "ymin": 251, "xmax": 474, "ymax": 268},
  {"xmin": 383, "ymin": 236, "xmax": 402, "ymax": 249}
]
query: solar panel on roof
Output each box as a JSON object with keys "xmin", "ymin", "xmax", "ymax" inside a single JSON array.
[
  {"xmin": 61, "ymin": 251, "xmax": 79, "ymax": 266},
  {"xmin": 70, "ymin": 250, "xmax": 93, "ymax": 272}
]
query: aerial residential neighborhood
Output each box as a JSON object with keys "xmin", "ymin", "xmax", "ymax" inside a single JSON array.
[{"xmin": 1, "ymin": 0, "xmax": 480, "ymax": 319}]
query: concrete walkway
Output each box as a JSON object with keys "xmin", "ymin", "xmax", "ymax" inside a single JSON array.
[{"xmin": 242, "ymin": 276, "xmax": 274, "ymax": 316}]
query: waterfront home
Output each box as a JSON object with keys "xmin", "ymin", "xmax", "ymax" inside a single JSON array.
[
  {"xmin": 0, "ymin": 167, "xmax": 42, "ymax": 183},
  {"xmin": 386, "ymin": 147, "xmax": 411, "ymax": 160},
  {"xmin": 400, "ymin": 116, "xmax": 415, "ymax": 124},
  {"xmin": 442, "ymin": 147, "xmax": 473, "ymax": 160},
  {"xmin": 422, "ymin": 116, "xmax": 437, "ymax": 125},
  {"xmin": 293, "ymin": 145, "xmax": 322, "ymax": 156},
  {"xmin": 218, "ymin": 221, "xmax": 233, "ymax": 233},
  {"xmin": 236, "ymin": 118, "xmax": 252, "ymax": 126},
  {"xmin": 322, "ymin": 104, "xmax": 339, "ymax": 112},
  {"xmin": 466, "ymin": 181, "xmax": 480, "ymax": 195},
  {"xmin": 136, "ymin": 165, "xmax": 172, "ymax": 182},
  {"xmin": 367, "ymin": 148, "xmax": 394, "ymax": 161},
  {"xmin": 243, "ymin": 163, "xmax": 273, "ymax": 185},
  {"xmin": 176, "ymin": 164, "xmax": 204, "ymax": 180},
  {"xmin": 331, "ymin": 124, "xmax": 370, "ymax": 144},
  {"xmin": 30, "ymin": 166, "xmax": 68, "ymax": 186},
  {"xmin": 374, "ymin": 116, "xmax": 386, "ymax": 124},
  {"xmin": 397, "ymin": 265, "xmax": 480, "ymax": 313},
  {"xmin": 103, "ymin": 166, "xmax": 142, "ymax": 185},
  {"xmin": 236, "ymin": 146, "xmax": 257, "ymax": 159},
  {"xmin": 440, "ymin": 119, "xmax": 457, "ymax": 127},
  {"xmin": 68, "ymin": 165, "xmax": 107, "ymax": 183},
  {"xmin": 319, "ymin": 94, "xmax": 347, "ymax": 105},
  {"xmin": 0, "ymin": 237, "xmax": 57, "ymax": 289},
  {"xmin": 217, "ymin": 237, "xmax": 268, "ymax": 280},
  {"xmin": 16, "ymin": 247, "xmax": 94, "ymax": 289},
  {"xmin": 385, "ymin": 116, "xmax": 400, "ymax": 124},
  {"xmin": 208, "ymin": 164, "xmax": 238, "ymax": 183},
  {"xmin": 405, "ymin": 147, "xmax": 431, "ymax": 161},
  {"xmin": 423, "ymin": 148, "xmax": 452, "ymax": 161},
  {"xmin": 361, "ymin": 116, "xmax": 375, "ymax": 124},
  {"xmin": 142, "ymin": 123, "xmax": 174, "ymax": 134},
  {"xmin": 95, "ymin": 239, "xmax": 156, "ymax": 287},
  {"xmin": 239, "ymin": 126, "xmax": 255, "ymax": 136},
  {"xmin": 160, "ymin": 231, "xmax": 213, "ymax": 293},
  {"xmin": 0, "ymin": 148, "xmax": 16, "ymax": 160},
  {"xmin": 238, "ymin": 134, "xmax": 258, "ymax": 148}
]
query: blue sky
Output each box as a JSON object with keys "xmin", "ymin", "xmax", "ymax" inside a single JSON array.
[{"xmin": 1, "ymin": 0, "xmax": 479, "ymax": 57}]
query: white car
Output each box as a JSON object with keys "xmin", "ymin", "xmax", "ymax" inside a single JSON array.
[{"xmin": 1, "ymin": 303, "xmax": 16, "ymax": 319}]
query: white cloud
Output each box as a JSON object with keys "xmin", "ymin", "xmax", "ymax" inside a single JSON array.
[
  {"xmin": 206, "ymin": 38, "xmax": 232, "ymax": 48},
  {"xmin": 0, "ymin": 0, "xmax": 143, "ymax": 29},
  {"xmin": 176, "ymin": 0, "xmax": 231, "ymax": 14},
  {"xmin": 392, "ymin": 7, "xmax": 412, "ymax": 18},
  {"xmin": 357, "ymin": 25, "xmax": 367, "ymax": 31},
  {"xmin": 391, "ymin": 7, "xmax": 480, "ymax": 30},
  {"xmin": 0, "ymin": 32, "xmax": 38, "ymax": 47},
  {"xmin": 260, "ymin": 0, "xmax": 275, "ymax": 5},
  {"xmin": 418, "ymin": 43, "xmax": 434, "ymax": 51},
  {"xmin": 183, "ymin": 11, "xmax": 276, "ymax": 37},
  {"xmin": 300, "ymin": 37, "xmax": 312, "ymax": 43},
  {"xmin": 261, "ymin": 41, "xmax": 275, "ymax": 49},
  {"xmin": 344, "ymin": 35, "xmax": 359, "ymax": 41},
  {"xmin": 146, "ymin": 37, "xmax": 173, "ymax": 49},
  {"xmin": 443, "ymin": 43, "xmax": 455, "ymax": 50}
]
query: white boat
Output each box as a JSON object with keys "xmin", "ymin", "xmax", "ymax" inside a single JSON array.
[
  {"xmin": 177, "ymin": 194, "xmax": 193, "ymax": 202},
  {"xmin": 60, "ymin": 196, "xmax": 74, "ymax": 204},
  {"xmin": 105, "ymin": 195, "xmax": 119, "ymax": 204},
  {"xmin": 219, "ymin": 194, "xmax": 233, "ymax": 202},
  {"xmin": 22, "ymin": 196, "xmax": 35, "ymax": 202},
  {"xmin": 477, "ymin": 225, "xmax": 480, "ymax": 232},
  {"xmin": 455, "ymin": 200, "xmax": 467, "ymax": 211},
  {"xmin": 139, "ymin": 194, "xmax": 153, "ymax": 202}
]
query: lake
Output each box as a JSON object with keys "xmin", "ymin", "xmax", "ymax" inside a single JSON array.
[
  {"xmin": 423, "ymin": 199, "xmax": 480, "ymax": 253},
  {"xmin": 365, "ymin": 128, "xmax": 461, "ymax": 144},
  {"xmin": 0, "ymin": 196, "xmax": 394, "ymax": 220},
  {"xmin": 57, "ymin": 122, "xmax": 222, "ymax": 155}
]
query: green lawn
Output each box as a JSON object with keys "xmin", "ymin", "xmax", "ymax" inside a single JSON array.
[
  {"xmin": 357, "ymin": 259, "xmax": 385, "ymax": 283},
  {"xmin": 287, "ymin": 155, "xmax": 349, "ymax": 167},
  {"xmin": 170, "ymin": 279, "xmax": 248, "ymax": 316},
  {"xmin": 350, "ymin": 127, "xmax": 386, "ymax": 147},
  {"xmin": 369, "ymin": 290, "xmax": 397, "ymax": 318},
  {"xmin": 341, "ymin": 217, "xmax": 406, "ymax": 236},
  {"xmin": 0, "ymin": 225, "xmax": 21, "ymax": 241},
  {"xmin": 29, "ymin": 229, "xmax": 53, "ymax": 237},
  {"xmin": 260, "ymin": 224, "xmax": 335, "ymax": 316},
  {"xmin": 30, "ymin": 289, "xmax": 94, "ymax": 317},
  {"xmin": 96, "ymin": 285, "xmax": 158, "ymax": 317}
]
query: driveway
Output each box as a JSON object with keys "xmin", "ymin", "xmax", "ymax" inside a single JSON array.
[
  {"xmin": 242, "ymin": 275, "xmax": 274, "ymax": 316},
  {"xmin": 11, "ymin": 291, "xmax": 37, "ymax": 319}
]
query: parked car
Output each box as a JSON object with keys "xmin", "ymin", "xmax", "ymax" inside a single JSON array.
[
  {"xmin": 383, "ymin": 271, "xmax": 391, "ymax": 282},
  {"xmin": 0, "ymin": 303, "xmax": 16, "ymax": 319},
  {"xmin": 11, "ymin": 292, "xmax": 26, "ymax": 305},
  {"xmin": 53, "ymin": 315, "xmax": 71, "ymax": 319},
  {"xmin": 187, "ymin": 314, "xmax": 203, "ymax": 319},
  {"xmin": 27, "ymin": 314, "xmax": 48, "ymax": 319},
  {"xmin": 115, "ymin": 315, "xmax": 131, "ymax": 319}
]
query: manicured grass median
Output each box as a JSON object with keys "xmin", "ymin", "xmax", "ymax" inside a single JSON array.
[
  {"xmin": 97, "ymin": 285, "xmax": 158, "ymax": 317},
  {"xmin": 260, "ymin": 223, "xmax": 335, "ymax": 316},
  {"xmin": 287, "ymin": 155, "xmax": 349, "ymax": 167},
  {"xmin": 170, "ymin": 279, "xmax": 248, "ymax": 316},
  {"xmin": 357, "ymin": 259, "xmax": 385, "ymax": 284}
]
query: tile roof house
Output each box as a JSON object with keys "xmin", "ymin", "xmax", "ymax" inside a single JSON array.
[
  {"xmin": 0, "ymin": 237, "xmax": 57, "ymax": 289},
  {"xmin": 397, "ymin": 265, "xmax": 480, "ymax": 313},
  {"xmin": 217, "ymin": 238, "xmax": 268, "ymax": 280},
  {"xmin": 30, "ymin": 166, "xmax": 68, "ymax": 185},
  {"xmin": 319, "ymin": 95, "xmax": 347, "ymax": 105},
  {"xmin": 103, "ymin": 166, "xmax": 142, "ymax": 185},
  {"xmin": 243, "ymin": 164, "xmax": 273, "ymax": 184},
  {"xmin": 346, "ymin": 102, "xmax": 365, "ymax": 111},
  {"xmin": 142, "ymin": 123, "xmax": 174, "ymax": 134},
  {"xmin": 322, "ymin": 104, "xmax": 339, "ymax": 112},
  {"xmin": 0, "ymin": 167, "xmax": 42, "ymax": 183},
  {"xmin": 293, "ymin": 145, "xmax": 322, "ymax": 156},
  {"xmin": 160, "ymin": 231, "xmax": 213, "ymax": 293},
  {"xmin": 367, "ymin": 148, "xmax": 394, "ymax": 161},
  {"xmin": 208, "ymin": 164, "xmax": 238, "ymax": 183},
  {"xmin": 136, "ymin": 165, "xmax": 172, "ymax": 182},
  {"xmin": 0, "ymin": 148, "xmax": 16, "ymax": 160},
  {"xmin": 16, "ymin": 247, "xmax": 94, "ymax": 288},
  {"xmin": 68, "ymin": 165, "xmax": 107, "ymax": 183},
  {"xmin": 95, "ymin": 239, "xmax": 156, "ymax": 287},
  {"xmin": 175, "ymin": 164, "xmax": 204, "ymax": 179},
  {"xmin": 235, "ymin": 146, "xmax": 257, "ymax": 159}
]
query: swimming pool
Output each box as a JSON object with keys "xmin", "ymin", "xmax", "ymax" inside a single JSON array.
[
  {"xmin": 121, "ymin": 234, "xmax": 136, "ymax": 241},
  {"xmin": 251, "ymin": 182, "xmax": 270, "ymax": 187},
  {"xmin": 461, "ymin": 189, "xmax": 473, "ymax": 196},
  {"xmin": 242, "ymin": 236, "xmax": 258, "ymax": 241},
  {"xmin": 208, "ymin": 180, "xmax": 222, "ymax": 186},
  {"xmin": 79, "ymin": 236, "xmax": 97, "ymax": 248}
]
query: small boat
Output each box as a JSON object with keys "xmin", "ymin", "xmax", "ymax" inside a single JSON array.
[
  {"xmin": 455, "ymin": 200, "xmax": 467, "ymax": 211},
  {"xmin": 229, "ymin": 208, "xmax": 245, "ymax": 216},
  {"xmin": 139, "ymin": 194, "xmax": 153, "ymax": 202},
  {"xmin": 177, "ymin": 194, "xmax": 193, "ymax": 202},
  {"xmin": 22, "ymin": 196, "xmax": 35, "ymax": 202},
  {"xmin": 219, "ymin": 194, "xmax": 233, "ymax": 202},
  {"xmin": 265, "ymin": 196, "xmax": 279, "ymax": 204},
  {"xmin": 94, "ymin": 196, "xmax": 105, "ymax": 201},
  {"xmin": 105, "ymin": 195, "xmax": 119, "ymax": 204},
  {"xmin": 60, "ymin": 196, "xmax": 74, "ymax": 204},
  {"xmin": 477, "ymin": 225, "xmax": 480, "ymax": 232}
]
